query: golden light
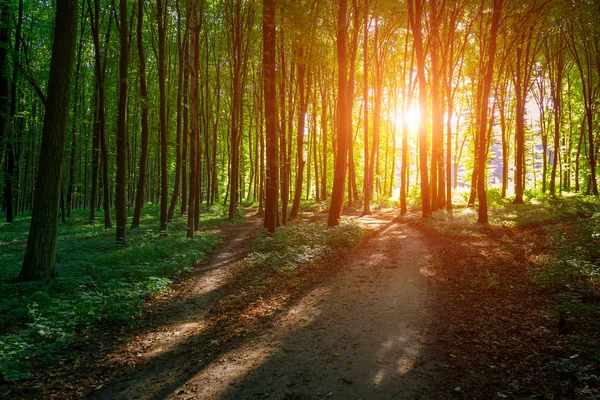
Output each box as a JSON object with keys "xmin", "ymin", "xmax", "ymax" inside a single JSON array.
[{"xmin": 394, "ymin": 105, "xmax": 420, "ymax": 131}]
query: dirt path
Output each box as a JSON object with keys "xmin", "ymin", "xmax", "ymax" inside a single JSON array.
[
  {"xmin": 91, "ymin": 209, "xmax": 264, "ymax": 399},
  {"xmin": 91, "ymin": 215, "xmax": 452, "ymax": 400}
]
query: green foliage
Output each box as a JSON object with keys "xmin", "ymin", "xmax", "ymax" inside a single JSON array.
[
  {"xmin": 529, "ymin": 204, "xmax": 600, "ymax": 287},
  {"xmin": 248, "ymin": 220, "xmax": 363, "ymax": 275},
  {"xmin": 0, "ymin": 206, "xmax": 224, "ymax": 382}
]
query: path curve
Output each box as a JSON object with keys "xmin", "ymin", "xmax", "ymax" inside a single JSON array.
[{"xmin": 170, "ymin": 217, "xmax": 445, "ymax": 400}]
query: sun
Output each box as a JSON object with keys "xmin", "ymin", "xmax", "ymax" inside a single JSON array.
[{"xmin": 393, "ymin": 105, "xmax": 420, "ymax": 132}]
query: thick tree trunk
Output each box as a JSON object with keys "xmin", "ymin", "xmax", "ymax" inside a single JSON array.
[{"xmin": 18, "ymin": 0, "xmax": 77, "ymax": 281}]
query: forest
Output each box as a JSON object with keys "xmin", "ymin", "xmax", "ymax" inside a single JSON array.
[{"xmin": 1, "ymin": 0, "xmax": 600, "ymax": 398}]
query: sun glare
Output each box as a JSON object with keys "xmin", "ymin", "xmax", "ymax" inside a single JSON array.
[{"xmin": 394, "ymin": 105, "xmax": 420, "ymax": 131}]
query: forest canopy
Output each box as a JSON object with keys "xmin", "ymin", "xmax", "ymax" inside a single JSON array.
[{"xmin": 1, "ymin": 0, "xmax": 599, "ymax": 279}]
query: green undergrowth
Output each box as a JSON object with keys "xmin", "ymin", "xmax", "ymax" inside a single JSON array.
[
  {"xmin": 404, "ymin": 189, "xmax": 600, "ymax": 237},
  {"xmin": 0, "ymin": 204, "xmax": 233, "ymax": 382},
  {"xmin": 248, "ymin": 219, "xmax": 363, "ymax": 276}
]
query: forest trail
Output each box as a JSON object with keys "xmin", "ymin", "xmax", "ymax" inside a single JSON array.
[{"xmin": 91, "ymin": 215, "xmax": 448, "ymax": 400}]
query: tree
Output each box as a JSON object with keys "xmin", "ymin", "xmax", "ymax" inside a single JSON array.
[
  {"xmin": 157, "ymin": 0, "xmax": 169, "ymax": 231},
  {"xmin": 18, "ymin": 0, "xmax": 78, "ymax": 281},
  {"xmin": 328, "ymin": 0, "xmax": 349, "ymax": 227},
  {"xmin": 131, "ymin": 0, "xmax": 150, "ymax": 229},
  {"xmin": 115, "ymin": 0, "xmax": 129, "ymax": 244},
  {"xmin": 187, "ymin": 0, "xmax": 199, "ymax": 238},
  {"xmin": 0, "ymin": 0, "xmax": 11, "ymax": 222},
  {"xmin": 476, "ymin": 0, "xmax": 503, "ymax": 224},
  {"xmin": 263, "ymin": 0, "xmax": 278, "ymax": 232},
  {"xmin": 407, "ymin": 0, "xmax": 430, "ymax": 218}
]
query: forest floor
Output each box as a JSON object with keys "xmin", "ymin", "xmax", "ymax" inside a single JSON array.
[{"xmin": 4, "ymin": 204, "xmax": 600, "ymax": 399}]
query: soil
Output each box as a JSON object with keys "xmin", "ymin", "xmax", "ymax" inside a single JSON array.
[{"xmin": 5, "ymin": 208, "xmax": 598, "ymax": 399}]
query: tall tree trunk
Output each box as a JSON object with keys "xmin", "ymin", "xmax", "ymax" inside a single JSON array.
[
  {"xmin": 67, "ymin": 3, "xmax": 85, "ymax": 218},
  {"xmin": 158, "ymin": 0, "xmax": 169, "ymax": 231},
  {"xmin": 115, "ymin": 0, "xmax": 129, "ymax": 244},
  {"xmin": 328, "ymin": 0, "xmax": 349, "ymax": 227},
  {"xmin": 476, "ymin": 0, "xmax": 502, "ymax": 224},
  {"xmin": 320, "ymin": 78, "xmax": 328, "ymax": 200},
  {"xmin": 181, "ymin": 67, "xmax": 189, "ymax": 215},
  {"xmin": 168, "ymin": 8, "xmax": 185, "ymax": 221},
  {"xmin": 408, "ymin": 0, "xmax": 431, "ymax": 217},
  {"xmin": 187, "ymin": 0, "xmax": 199, "ymax": 238},
  {"xmin": 263, "ymin": 0, "xmax": 278, "ymax": 232},
  {"xmin": 18, "ymin": 0, "xmax": 78, "ymax": 281},
  {"xmin": 289, "ymin": 47, "xmax": 307, "ymax": 219},
  {"xmin": 0, "ymin": 0, "xmax": 12, "ymax": 222},
  {"xmin": 132, "ymin": 0, "xmax": 149, "ymax": 228},
  {"xmin": 362, "ymin": 5, "xmax": 370, "ymax": 215}
]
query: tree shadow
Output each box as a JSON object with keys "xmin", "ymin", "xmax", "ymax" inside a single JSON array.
[{"xmin": 88, "ymin": 219, "xmax": 455, "ymax": 400}]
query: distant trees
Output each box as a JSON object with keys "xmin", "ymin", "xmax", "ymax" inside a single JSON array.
[{"xmin": 0, "ymin": 0, "xmax": 598, "ymax": 281}]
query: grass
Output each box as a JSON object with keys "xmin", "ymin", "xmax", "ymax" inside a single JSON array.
[
  {"xmin": 0, "ymin": 204, "xmax": 236, "ymax": 382},
  {"xmin": 248, "ymin": 219, "xmax": 363, "ymax": 275},
  {"xmin": 399, "ymin": 188, "xmax": 600, "ymax": 237}
]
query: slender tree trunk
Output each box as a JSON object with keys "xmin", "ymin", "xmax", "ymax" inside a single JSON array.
[
  {"xmin": 132, "ymin": 0, "xmax": 149, "ymax": 228},
  {"xmin": 289, "ymin": 47, "xmax": 307, "ymax": 219},
  {"xmin": 263, "ymin": 0, "xmax": 277, "ymax": 232},
  {"xmin": 67, "ymin": 6, "xmax": 85, "ymax": 218},
  {"xmin": 476, "ymin": 0, "xmax": 502, "ymax": 224},
  {"xmin": 115, "ymin": 0, "xmax": 129, "ymax": 243},
  {"xmin": 181, "ymin": 67, "xmax": 189, "ymax": 214},
  {"xmin": 0, "ymin": 0, "xmax": 12, "ymax": 222},
  {"xmin": 157, "ymin": 0, "xmax": 169, "ymax": 231},
  {"xmin": 362, "ymin": 6, "xmax": 370, "ymax": 215},
  {"xmin": 168, "ymin": 10, "xmax": 185, "ymax": 221},
  {"xmin": 187, "ymin": 0, "xmax": 199, "ymax": 238},
  {"xmin": 408, "ymin": 0, "xmax": 430, "ymax": 217}
]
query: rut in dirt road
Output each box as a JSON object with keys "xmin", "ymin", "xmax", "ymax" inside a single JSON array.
[{"xmin": 172, "ymin": 218, "xmax": 448, "ymax": 400}]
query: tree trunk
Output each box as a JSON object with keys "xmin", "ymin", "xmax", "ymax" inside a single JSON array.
[
  {"xmin": 476, "ymin": 0, "xmax": 502, "ymax": 224},
  {"xmin": 263, "ymin": 0, "xmax": 277, "ymax": 232},
  {"xmin": 289, "ymin": 46, "xmax": 307, "ymax": 220},
  {"xmin": 115, "ymin": 0, "xmax": 128, "ymax": 244},
  {"xmin": 187, "ymin": 0, "xmax": 199, "ymax": 238},
  {"xmin": 408, "ymin": 0, "xmax": 431, "ymax": 217},
  {"xmin": 328, "ymin": 0, "xmax": 349, "ymax": 227},
  {"xmin": 132, "ymin": 0, "xmax": 149, "ymax": 228},
  {"xmin": 158, "ymin": 0, "xmax": 169, "ymax": 231},
  {"xmin": 0, "ymin": 0, "xmax": 12, "ymax": 222},
  {"xmin": 18, "ymin": 0, "xmax": 77, "ymax": 281}
]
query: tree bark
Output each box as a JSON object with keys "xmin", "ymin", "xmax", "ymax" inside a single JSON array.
[
  {"xmin": 132, "ymin": 0, "xmax": 149, "ymax": 228},
  {"xmin": 408, "ymin": 0, "xmax": 431, "ymax": 217},
  {"xmin": 263, "ymin": 0, "xmax": 278, "ymax": 232},
  {"xmin": 18, "ymin": 0, "xmax": 78, "ymax": 281},
  {"xmin": 328, "ymin": 0, "xmax": 349, "ymax": 227}
]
